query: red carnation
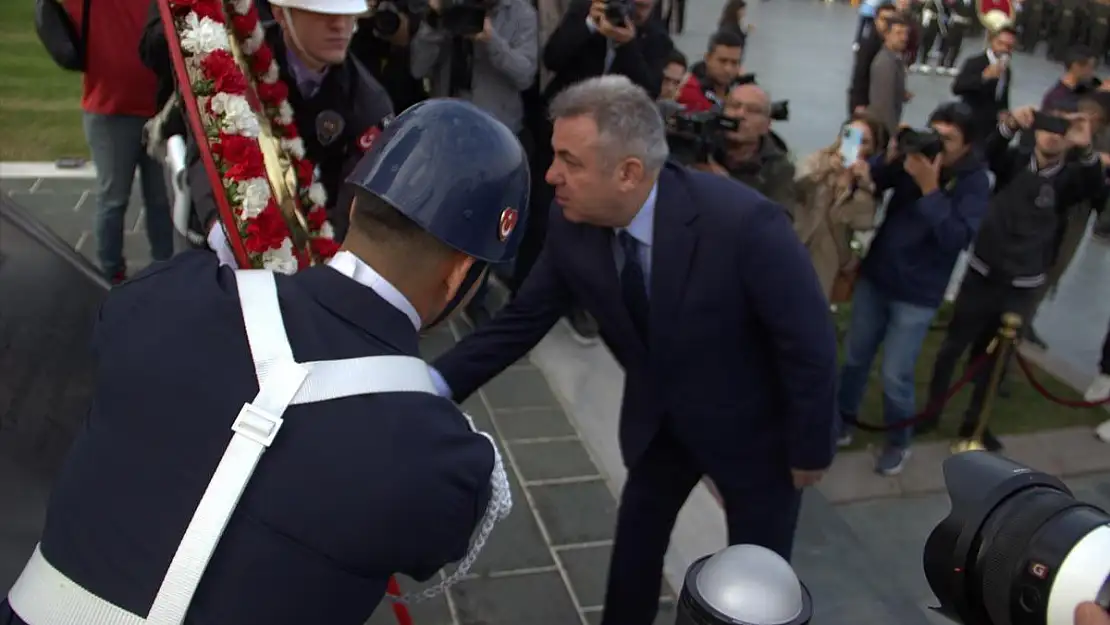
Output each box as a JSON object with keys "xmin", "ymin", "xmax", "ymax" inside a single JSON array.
[
  {"xmin": 310, "ymin": 236, "xmax": 340, "ymax": 260},
  {"xmin": 295, "ymin": 247, "xmax": 311, "ymax": 270},
  {"xmin": 256, "ymin": 80, "xmax": 289, "ymax": 107},
  {"xmin": 295, "ymin": 159, "xmax": 315, "ymax": 187},
  {"xmin": 231, "ymin": 12, "xmax": 259, "ymax": 38},
  {"xmin": 214, "ymin": 134, "xmax": 265, "ymax": 181},
  {"xmin": 200, "ymin": 50, "xmax": 247, "ymax": 95},
  {"xmin": 244, "ymin": 202, "xmax": 292, "ymax": 253},
  {"xmin": 175, "ymin": 0, "xmax": 225, "ymax": 21},
  {"xmin": 306, "ymin": 207, "xmax": 328, "ymax": 231},
  {"xmin": 249, "ymin": 44, "xmax": 274, "ymax": 76}
]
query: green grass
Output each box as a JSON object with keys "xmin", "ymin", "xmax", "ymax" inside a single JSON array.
[
  {"xmin": 834, "ymin": 304, "xmax": 1107, "ymax": 450},
  {"xmin": 0, "ymin": 4, "xmax": 86, "ymax": 161}
]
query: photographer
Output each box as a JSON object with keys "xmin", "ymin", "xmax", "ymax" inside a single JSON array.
[
  {"xmin": 675, "ymin": 30, "xmax": 744, "ymax": 112},
  {"xmin": 715, "ymin": 82, "xmax": 795, "ymax": 214},
  {"xmin": 836, "ymin": 102, "xmax": 990, "ymax": 475},
  {"xmin": 922, "ymin": 101, "xmax": 1104, "ymax": 451},
  {"xmin": 542, "ymin": 0, "xmax": 673, "ymax": 102},
  {"xmin": 411, "ymin": 0, "xmax": 537, "ymax": 323},
  {"xmin": 350, "ymin": 0, "xmax": 428, "ymax": 112}
]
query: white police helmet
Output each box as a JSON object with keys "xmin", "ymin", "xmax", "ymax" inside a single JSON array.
[
  {"xmin": 269, "ymin": 0, "xmax": 368, "ymax": 15},
  {"xmin": 677, "ymin": 545, "xmax": 813, "ymax": 625}
]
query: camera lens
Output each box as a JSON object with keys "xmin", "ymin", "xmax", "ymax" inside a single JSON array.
[
  {"xmin": 372, "ymin": 9, "xmax": 401, "ymax": 36},
  {"xmin": 924, "ymin": 453, "xmax": 1110, "ymax": 625}
]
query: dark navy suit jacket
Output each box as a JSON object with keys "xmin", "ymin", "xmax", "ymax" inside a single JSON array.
[
  {"xmin": 435, "ymin": 164, "xmax": 839, "ymax": 490},
  {"xmin": 1, "ymin": 251, "xmax": 491, "ymax": 625}
]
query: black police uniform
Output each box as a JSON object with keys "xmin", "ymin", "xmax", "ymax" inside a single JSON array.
[
  {"xmin": 0, "ymin": 100, "xmax": 530, "ymax": 625},
  {"xmin": 191, "ymin": 25, "xmax": 394, "ymax": 243},
  {"xmin": 919, "ymin": 0, "xmax": 949, "ymax": 65},
  {"xmin": 941, "ymin": 0, "xmax": 975, "ymax": 69},
  {"xmin": 1090, "ymin": 0, "xmax": 1110, "ymax": 60},
  {"xmin": 1018, "ymin": 0, "xmax": 1046, "ymax": 51},
  {"xmin": 1052, "ymin": 0, "xmax": 1086, "ymax": 59}
]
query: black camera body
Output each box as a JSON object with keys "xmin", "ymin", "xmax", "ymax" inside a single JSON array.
[
  {"xmin": 604, "ymin": 0, "xmax": 633, "ymax": 26},
  {"xmin": 439, "ymin": 0, "xmax": 490, "ymax": 36},
  {"xmin": 663, "ymin": 109, "xmax": 738, "ymax": 166},
  {"xmin": 897, "ymin": 127, "xmax": 944, "ymax": 160},
  {"xmin": 924, "ymin": 452, "xmax": 1110, "ymax": 625}
]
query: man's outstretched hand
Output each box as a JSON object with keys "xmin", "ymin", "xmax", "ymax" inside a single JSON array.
[{"xmin": 1076, "ymin": 602, "xmax": 1110, "ymax": 625}]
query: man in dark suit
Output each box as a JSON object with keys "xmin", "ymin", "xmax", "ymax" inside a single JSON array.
[
  {"xmin": 520, "ymin": 0, "xmax": 673, "ymax": 341},
  {"xmin": 431, "ymin": 76, "xmax": 839, "ymax": 625},
  {"xmin": 952, "ymin": 25, "xmax": 1017, "ymax": 145}
]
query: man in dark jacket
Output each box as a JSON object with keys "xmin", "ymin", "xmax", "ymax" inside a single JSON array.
[
  {"xmin": 951, "ymin": 25, "xmax": 1016, "ymax": 146},
  {"xmin": 837, "ymin": 102, "xmax": 990, "ymax": 476},
  {"xmin": 720, "ymin": 82, "xmax": 796, "ymax": 216},
  {"xmin": 848, "ymin": 2, "xmax": 897, "ymax": 116},
  {"xmin": 923, "ymin": 101, "xmax": 1104, "ymax": 450}
]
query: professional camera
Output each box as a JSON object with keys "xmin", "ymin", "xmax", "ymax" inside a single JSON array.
[
  {"xmin": 604, "ymin": 0, "xmax": 633, "ymax": 26},
  {"xmin": 439, "ymin": 0, "xmax": 489, "ymax": 36},
  {"xmin": 924, "ymin": 452, "xmax": 1110, "ymax": 625},
  {"xmin": 372, "ymin": 0, "xmax": 406, "ymax": 36},
  {"xmin": 896, "ymin": 126, "xmax": 944, "ymax": 159},
  {"xmin": 663, "ymin": 109, "xmax": 738, "ymax": 166}
]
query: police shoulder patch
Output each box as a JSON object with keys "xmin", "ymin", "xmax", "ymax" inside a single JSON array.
[{"xmin": 498, "ymin": 207, "xmax": 519, "ymax": 242}]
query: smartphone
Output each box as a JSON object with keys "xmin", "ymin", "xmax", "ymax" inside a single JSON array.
[
  {"xmin": 840, "ymin": 126, "xmax": 863, "ymax": 166},
  {"xmin": 1032, "ymin": 111, "xmax": 1070, "ymax": 135}
]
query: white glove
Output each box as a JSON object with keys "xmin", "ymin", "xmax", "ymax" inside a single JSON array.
[{"xmin": 207, "ymin": 222, "xmax": 238, "ymax": 267}]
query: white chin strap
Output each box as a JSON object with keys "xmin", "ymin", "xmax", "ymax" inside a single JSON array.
[{"xmin": 279, "ymin": 6, "xmax": 347, "ymax": 70}]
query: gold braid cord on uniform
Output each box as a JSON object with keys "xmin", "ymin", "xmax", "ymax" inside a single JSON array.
[{"xmin": 159, "ymin": 0, "xmax": 339, "ymax": 272}]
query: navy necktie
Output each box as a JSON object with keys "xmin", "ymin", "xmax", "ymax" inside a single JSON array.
[{"xmin": 619, "ymin": 231, "xmax": 650, "ymax": 341}]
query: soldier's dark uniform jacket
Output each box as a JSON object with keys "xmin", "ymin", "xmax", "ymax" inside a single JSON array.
[
  {"xmin": 185, "ymin": 25, "xmax": 394, "ymax": 242},
  {"xmin": 0, "ymin": 250, "xmax": 493, "ymax": 624}
]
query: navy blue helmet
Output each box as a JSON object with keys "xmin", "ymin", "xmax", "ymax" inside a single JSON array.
[{"xmin": 345, "ymin": 99, "xmax": 531, "ymax": 264}]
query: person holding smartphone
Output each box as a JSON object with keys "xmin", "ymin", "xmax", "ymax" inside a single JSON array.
[
  {"xmin": 921, "ymin": 100, "xmax": 1106, "ymax": 450},
  {"xmin": 792, "ymin": 112, "xmax": 887, "ymax": 302}
]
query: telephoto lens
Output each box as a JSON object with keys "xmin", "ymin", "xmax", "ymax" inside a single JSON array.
[
  {"xmin": 675, "ymin": 544, "xmax": 812, "ymax": 625},
  {"xmin": 924, "ymin": 452, "xmax": 1110, "ymax": 625}
]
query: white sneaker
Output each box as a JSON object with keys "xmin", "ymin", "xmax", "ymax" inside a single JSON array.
[
  {"xmin": 1085, "ymin": 373, "xmax": 1110, "ymax": 402},
  {"xmin": 919, "ymin": 65, "xmax": 934, "ymax": 74},
  {"xmin": 909, "ymin": 64, "xmax": 923, "ymax": 73},
  {"xmin": 946, "ymin": 67, "xmax": 959, "ymax": 77},
  {"xmin": 1096, "ymin": 417, "xmax": 1110, "ymax": 443}
]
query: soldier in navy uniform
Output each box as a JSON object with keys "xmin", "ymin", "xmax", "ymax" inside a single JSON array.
[
  {"xmin": 1, "ymin": 100, "xmax": 530, "ymax": 625},
  {"xmin": 140, "ymin": 0, "xmax": 395, "ymax": 246}
]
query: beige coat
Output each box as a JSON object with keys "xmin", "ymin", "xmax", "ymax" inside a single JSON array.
[{"xmin": 793, "ymin": 149, "xmax": 878, "ymax": 300}]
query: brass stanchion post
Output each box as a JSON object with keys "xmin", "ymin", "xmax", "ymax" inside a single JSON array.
[{"xmin": 951, "ymin": 313, "xmax": 1023, "ymax": 454}]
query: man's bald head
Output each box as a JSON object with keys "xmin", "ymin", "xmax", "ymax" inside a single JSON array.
[{"xmin": 723, "ymin": 83, "xmax": 771, "ymax": 143}]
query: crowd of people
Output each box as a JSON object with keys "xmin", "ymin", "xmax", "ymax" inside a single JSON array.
[{"xmin": 6, "ymin": 0, "xmax": 1110, "ymax": 622}]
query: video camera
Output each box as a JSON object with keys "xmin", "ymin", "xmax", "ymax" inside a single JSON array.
[
  {"xmin": 422, "ymin": 0, "xmax": 489, "ymax": 36},
  {"xmin": 663, "ymin": 109, "xmax": 738, "ymax": 166},
  {"xmin": 604, "ymin": 0, "xmax": 633, "ymax": 26},
  {"xmin": 924, "ymin": 452, "xmax": 1110, "ymax": 625},
  {"xmin": 732, "ymin": 74, "xmax": 790, "ymax": 121}
]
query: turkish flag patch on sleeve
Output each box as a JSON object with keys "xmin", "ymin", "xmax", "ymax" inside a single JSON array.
[{"xmin": 358, "ymin": 126, "xmax": 382, "ymax": 152}]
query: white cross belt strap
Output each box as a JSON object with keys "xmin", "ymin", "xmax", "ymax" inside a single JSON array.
[{"xmin": 8, "ymin": 269, "xmax": 512, "ymax": 624}]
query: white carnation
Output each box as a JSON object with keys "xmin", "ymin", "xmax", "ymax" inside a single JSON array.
[
  {"xmin": 318, "ymin": 221, "xmax": 335, "ymax": 240},
  {"xmin": 237, "ymin": 178, "xmax": 271, "ymax": 219},
  {"xmin": 263, "ymin": 62, "xmax": 280, "ymax": 84},
  {"xmin": 262, "ymin": 238, "xmax": 300, "ymax": 275},
  {"xmin": 281, "ymin": 137, "xmax": 306, "ymax": 160},
  {"xmin": 231, "ymin": 0, "xmax": 251, "ymax": 15},
  {"xmin": 210, "ymin": 93, "xmax": 260, "ymax": 137},
  {"xmin": 180, "ymin": 15, "xmax": 230, "ymax": 56},
  {"xmin": 307, "ymin": 182, "xmax": 327, "ymax": 208},
  {"xmin": 243, "ymin": 26, "xmax": 265, "ymax": 55},
  {"xmin": 277, "ymin": 101, "xmax": 294, "ymax": 125}
]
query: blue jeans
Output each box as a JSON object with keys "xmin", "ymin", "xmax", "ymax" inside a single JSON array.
[
  {"xmin": 837, "ymin": 277, "xmax": 937, "ymax": 448},
  {"xmin": 83, "ymin": 112, "xmax": 174, "ymax": 278}
]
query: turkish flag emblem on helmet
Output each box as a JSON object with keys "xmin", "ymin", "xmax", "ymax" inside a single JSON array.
[
  {"xmin": 498, "ymin": 207, "xmax": 518, "ymax": 242},
  {"xmin": 358, "ymin": 126, "xmax": 382, "ymax": 152}
]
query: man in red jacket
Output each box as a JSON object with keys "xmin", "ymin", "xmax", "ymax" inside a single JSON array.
[
  {"xmin": 66, "ymin": 0, "xmax": 174, "ymax": 284},
  {"xmin": 675, "ymin": 29, "xmax": 744, "ymax": 112}
]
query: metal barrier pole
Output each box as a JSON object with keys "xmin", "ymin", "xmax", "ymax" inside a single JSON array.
[{"xmin": 951, "ymin": 313, "xmax": 1022, "ymax": 454}]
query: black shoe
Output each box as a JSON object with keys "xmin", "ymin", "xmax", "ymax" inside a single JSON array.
[
  {"xmin": 914, "ymin": 417, "xmax": 941, "ymax": 435},
  {"xmin": 1024, "ymin": 326, "xmax": 1048, "ymax": 350},
  {"xmin": 566, "ymin": 309, "xmax": 600, "ymax": 345}
]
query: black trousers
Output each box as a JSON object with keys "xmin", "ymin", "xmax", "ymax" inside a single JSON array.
[
  {"xmin": 601, "ymin": 426, "xmax": 801, "ymax": 625},
  {"xmin": 927, "ymin": 270, "xmax": 1039, "ymax": 428},
  {"xmin": 940, "ymin": 21, "xmax": 968, "ymax": 68},
  {"xmin": 1100, "ymin": 317, "xmax": 1110, "ymax": 375},
  {"xmin": 920, "ymin": 13, "xmax": 943, "ymax": 63}
]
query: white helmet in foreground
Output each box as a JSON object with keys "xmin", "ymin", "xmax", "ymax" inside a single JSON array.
[{"xmin": 269, "ymin": 0, "xmax": 368, "ymax": 15}]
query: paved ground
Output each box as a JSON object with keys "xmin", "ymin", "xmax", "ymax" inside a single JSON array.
[{"xmin": 5, "ymin": 0, "xmax": 1110, "ymax": 622}]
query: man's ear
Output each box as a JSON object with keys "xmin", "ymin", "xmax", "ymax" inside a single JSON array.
[{"xmin": 444, "ymin": 253, "xmax": 477, "ymax": 300}]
